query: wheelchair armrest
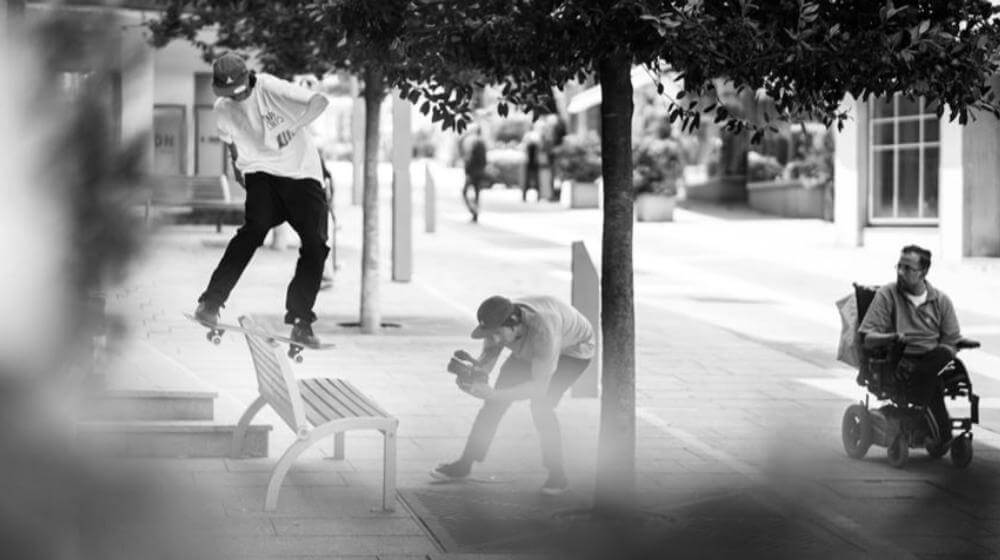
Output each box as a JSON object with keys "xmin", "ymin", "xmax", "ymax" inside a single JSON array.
[{"xmin": 957, "ymin": 338, "xmax": 980, "ymax": 350}]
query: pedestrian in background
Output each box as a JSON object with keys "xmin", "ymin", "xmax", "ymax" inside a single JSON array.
[{"xmin": 462, "ymin": 126, "xmax": 489, "ymax": 222}]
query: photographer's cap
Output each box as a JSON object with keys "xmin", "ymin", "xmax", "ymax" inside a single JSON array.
[{"xmin": 471, "ymin": 295, "xmax": 514, "ymax": 339}]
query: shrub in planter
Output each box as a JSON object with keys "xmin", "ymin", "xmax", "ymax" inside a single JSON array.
[
  {"xmin": 785, "ymin": 131, "xmax": 834, "ymax": 190},
  {"xmin": 747, "ymin": 150, "xmax": 784, "ymax": 182},
  {"xmin": 553, "ymin": 133, "xmax": 602, "ymax": 183},
  {"xmin": 633, "ymin": 136, "xmax": 684, "ymax": 196},
  {"xmin": 492, "ymin": 117, "xmax": 532, "ymax": 146}
]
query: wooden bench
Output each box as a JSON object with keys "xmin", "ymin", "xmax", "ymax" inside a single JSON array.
[
  {"xmin": 230, "ymin": 315, "xmax": 398, "ymax": 512},
  {"xmin": 142, "ymin": 174, "xmax": 246, "ymax": 232}
]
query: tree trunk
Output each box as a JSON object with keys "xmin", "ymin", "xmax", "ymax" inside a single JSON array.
[
  {"xmin": 593, "ymin": 54, "xmax": 636, "ymax": 516},
  {"xmin": 360, "ymin": 67, "xmax": 385, "ymax": 334}
]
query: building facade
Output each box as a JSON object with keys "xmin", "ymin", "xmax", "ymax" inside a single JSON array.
[{"xmin": 834, "ymin": 89, "xmax": 1000, "ymax": 262}]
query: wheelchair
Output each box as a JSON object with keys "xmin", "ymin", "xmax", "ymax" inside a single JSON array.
[{"xmin": 841, "ymin": 283, "xmax": 981, "ymax": 469}]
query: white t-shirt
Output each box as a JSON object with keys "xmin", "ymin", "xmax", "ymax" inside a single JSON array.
[
  {"xmin": 214, "ymin": 73, "xmax": 323, "ymax": 183},
  {"xmin": 905, "ymin": 290, "xmax": 928, "ymax": 308}
]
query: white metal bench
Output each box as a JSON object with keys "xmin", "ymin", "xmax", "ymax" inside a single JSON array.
[{"xmin": 230, "ymin": 315, "xmax": 398, "ymax": 512}]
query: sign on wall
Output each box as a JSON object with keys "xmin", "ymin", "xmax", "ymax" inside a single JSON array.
[{"xmin": 153, "ymin": 104, "xmax": 185, "ymax": 175}]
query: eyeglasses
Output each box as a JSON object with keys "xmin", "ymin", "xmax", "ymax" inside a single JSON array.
[{"xmin": 896, "ymin": 263, "xmax": 924, "ymax": 274}]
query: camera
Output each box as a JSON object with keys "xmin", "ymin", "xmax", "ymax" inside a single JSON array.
[{"xmin": 447, "ymin": 351, "xmax": 488, "ymax": 385}]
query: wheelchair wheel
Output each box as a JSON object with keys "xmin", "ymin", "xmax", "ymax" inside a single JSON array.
[
  {"xmin": 842, "ymin": 404, "xmax": 873, "ymax": 459},
  {"xmin": 950, "ymin": 434, "xmax": 973, "ymax": 468},
  {"xmin": 887, "ymin": 434, "xmax": 909, "ymax": 468}
]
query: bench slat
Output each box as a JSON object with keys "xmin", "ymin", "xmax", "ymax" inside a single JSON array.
[
  {"xmin": 258, "ymin": 372, "xmax": 297, "ymax": 421},
  {"xmin": 247, "ymin": 340, "xmax": 297, "ymax": 421},
  {"xmin": 330, "ymin": 379, "xmax": 390, "ymax": 417},
  {"xmin": 300, "ymin": 379, "xmax": 377, "ymax": 423},
  {"xmin": 313, "ymin": 379, "xmax": 371, "ymax": 418},
  {"xmin": 241, "ymin": 317, "xmax": 306, "ymax": 430},
  {"xmin": 314, "ymin": 378, "xmax": 384, "ymax": 419},
  {"xmin": 299, "ymin": 382, "xmax": 344, "ymax": 426}
]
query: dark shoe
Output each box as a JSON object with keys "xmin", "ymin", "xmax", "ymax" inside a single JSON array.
[
  {"xmin": 540, "ymin": 471, "xmax": 569, "ymax": 496},
  {"xmin": 290, "ymin": 320, "xmax": 320, "ymax": 348},
  {"xmin": 194, "ymin": 301, "xmax": 220, "ymax": 326},
  {"xmin": 429, "ymin": 459, "xmax": 471, "ymax": 481}
]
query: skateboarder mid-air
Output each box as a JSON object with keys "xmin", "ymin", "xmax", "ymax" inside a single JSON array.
[
  {"xmin": 432, "ymin": 295, "xmax": 596, "ymax": 496},
  {"xmin": 193, "ymin": 53, "xmax": 330, "ymax": 346}
]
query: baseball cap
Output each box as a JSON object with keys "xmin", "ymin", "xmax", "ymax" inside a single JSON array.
[
  {"xmin": 471, "ymin": 295, "xmax": 515, "ymax": 339},
  {"xmin": 212, "ymin": 53, "xmax": 250, "ymax": 97}
]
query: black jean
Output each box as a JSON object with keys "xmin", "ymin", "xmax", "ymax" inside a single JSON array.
[
  {"xmin": 199, "ymin": 172, "xmax": 329, "ymax": 325},
  {"xmin": 899, "ymin": 346, "xmax": 955, "ymax": 441},
  {"xmin": 460, "ymin": 354, "xmax": 590, "ymax": 475}
]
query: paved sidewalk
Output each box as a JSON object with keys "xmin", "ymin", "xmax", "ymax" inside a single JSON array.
[{"xmin": 97, "ymin": 161, "xmax": 1000, "ymax": 559}]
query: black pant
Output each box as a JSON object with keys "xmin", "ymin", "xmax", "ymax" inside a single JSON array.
[
  {"xmin": 199, "ymin": 172, "xmax": 329, "ymax": 325},
  {"xmin": 899, "ymin": 346, "xmax": 954, "ymax": 441},
  {"xmin": 522, "ymin": 166, "xmax": 539, "ymax": 201},
  {"xmin": 460, "ymin": 354, "xmax": 590, "ymax": 475},
  {"xmin": 462, "ymin": 171, "xmax": 487, "ymax": 221}
]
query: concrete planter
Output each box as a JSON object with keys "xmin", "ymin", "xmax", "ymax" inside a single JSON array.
[
  {"xmin": 635, "ymin": 192, "xmax": 676, "ymax": 222},
  {"xmin": 746, "ymin": 179, "xmax": 824, "ymax": 219},
  {"xmin": 569, "ymin": 180, "xmax": 600, "ymax": 209},
  {"xmin": 684, "ymin": 175, "xmax": 747, "ymax": 203}
]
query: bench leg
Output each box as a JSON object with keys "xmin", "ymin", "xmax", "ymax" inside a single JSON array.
[
  {"xmin": 265, "ymin": 438, "xmax": 312, "ymax": 512},
  {"xmin": 231, "ymin": 396, "xmax": 267, "ymax": 458},
  {"xmin": 382, "ymin": 429, "xmax": 397, "ymax": 512},
  {"xmin": 333, "ymin": 432, "xmax": 345, "ymax": 460}
]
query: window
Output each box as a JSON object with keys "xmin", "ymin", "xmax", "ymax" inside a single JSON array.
[{"xmin": 869, "ymin": 95, "xmax": 940, "ymax": 224}]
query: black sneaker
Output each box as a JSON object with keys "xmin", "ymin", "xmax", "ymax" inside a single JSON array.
[
  {"xmin": 194, "ymin": 301, "xmax": 220, "ymax": 326},
  {"xmin": 540, "ymin": 471, "xmax": 569, "ymax": 496},
  {"xmin": 429, "ymin": 460, "xmax": 471, "ymax": 481},
  {"xmin": 290, "ymin": 320, "xmax": 320, "ymax": 348}
]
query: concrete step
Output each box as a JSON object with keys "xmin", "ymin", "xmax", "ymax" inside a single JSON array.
[
  {"xmin": 82, "ymin": 389, "xmax": 217, "ymax": 421},
  {"xmin": 75, "ymin": 421, "xmax": 271, "ymax": 458}
]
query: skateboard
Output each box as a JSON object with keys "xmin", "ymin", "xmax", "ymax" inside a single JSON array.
[{"xmin": 183, "ymin": 313, "xmax": 334, "ymax": 363}]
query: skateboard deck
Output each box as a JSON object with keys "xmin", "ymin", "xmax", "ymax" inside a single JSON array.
[{"xmin": 183, "ymin": 313, "xmax": 334, "ymax": 363}]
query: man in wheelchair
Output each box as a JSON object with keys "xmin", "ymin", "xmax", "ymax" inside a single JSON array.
[{"xmin": 858, "ymin": 245, "xmax": 965, "ymax": 447}]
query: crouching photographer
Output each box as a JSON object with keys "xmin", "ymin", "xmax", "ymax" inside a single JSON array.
[{"xmin": 432, "ymin": 294, "xmax": 595, "ymax": 496}]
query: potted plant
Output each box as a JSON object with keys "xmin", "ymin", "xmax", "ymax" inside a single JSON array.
[
  {"xmin": 633, "ymin": 136, "xmax": 684, "ymax": 221},
  {"xmin": 553, "ymin": 132, "xmax": 602, "ymax": 208}
]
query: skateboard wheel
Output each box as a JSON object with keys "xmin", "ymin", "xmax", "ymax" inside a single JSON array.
[
  {"xmin": 211, "ymin": 335, "xmax": 222, "ymax": 345},
  {"xmin": 294, "ymin": 355, "xmax": 304, "ymax": 364}
]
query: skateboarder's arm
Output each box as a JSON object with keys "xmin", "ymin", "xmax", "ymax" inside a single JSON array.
[
  {"xmin": 290, "ymin": 94, "xmax": 329, "ymax": 132},
  {"xmin": 226, "ymin": 143, "xmax": 244, "ymax": 187}
]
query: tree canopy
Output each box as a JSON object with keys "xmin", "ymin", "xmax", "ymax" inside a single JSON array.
[{"xmin": 403, "ymin": 0, "xmax": 1000, "ymax": 138}]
